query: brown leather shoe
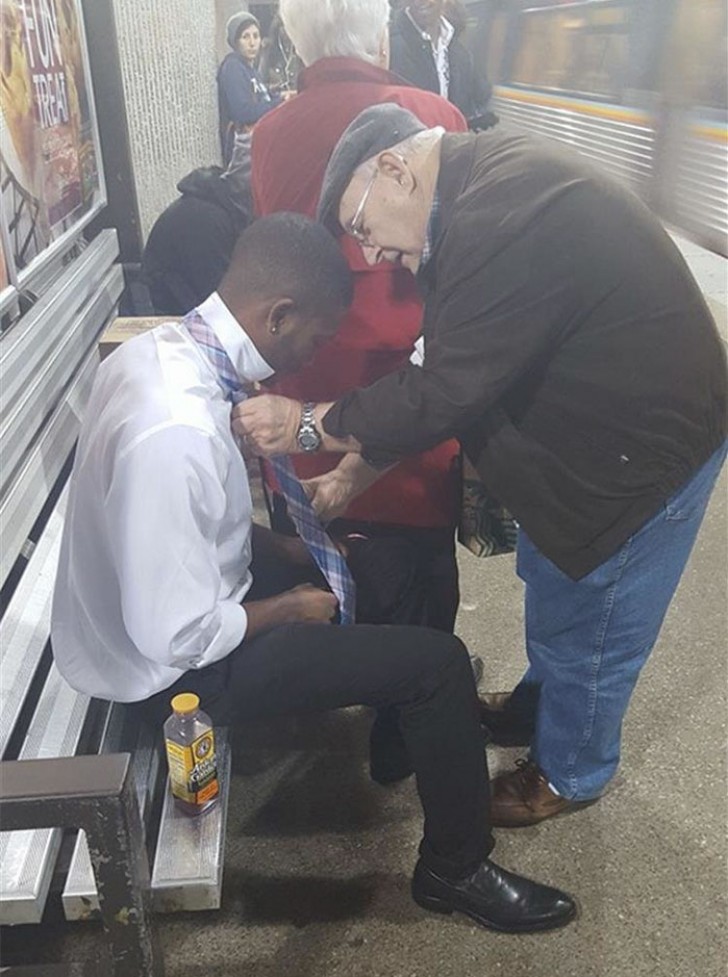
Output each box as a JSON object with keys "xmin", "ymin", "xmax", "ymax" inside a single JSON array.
[
  {"xmin": 490, "ymin": 759, "xmax": 598, "ymax": 827},
  {"xmin": 478, "ymin": 692, "xmax": 534, "ymax": 747}
]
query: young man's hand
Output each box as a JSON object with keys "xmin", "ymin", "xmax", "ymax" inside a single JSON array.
[
  {"xmin": 282, "ymin": 584, "xmax": 338, "ymax": 623},
  {"xmin": 243, "ymin": 584, "xmax": 337, "ymax": 636}
]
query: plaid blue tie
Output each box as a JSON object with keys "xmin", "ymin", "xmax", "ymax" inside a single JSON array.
[{"xmin": 184, "ymin": 311, "xmax": 356, "ymax": 624}]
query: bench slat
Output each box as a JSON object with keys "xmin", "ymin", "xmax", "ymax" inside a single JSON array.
[
  {"xmin": 151, "ymin": 728, "xmax": 231, "ymax": 912},
  {"xmin": 0, "ymin": 230, "xmax": 118, "ymax": 430},
  {"xmin": 0, "ymin": 491, "xmax": 68, "ymax": 757},
  {"xmin": 1, "ymin": 266, "xmax": 123, "ymax": 491},
  {"xmin": 0, "ymin": 668, "xmax": 91, "ymax": 924},
  {"xmin": 0, "ymin": 346, "xmax": 98, "ymax": 589},
  {"xmin": 62, "ymin": 715, "xmax": 160, "ymax": 920}
]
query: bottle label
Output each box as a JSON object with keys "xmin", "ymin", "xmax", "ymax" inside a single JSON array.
[{"xmin": 165, "ymin": 729, "xmax": 219, "ymax": 806}]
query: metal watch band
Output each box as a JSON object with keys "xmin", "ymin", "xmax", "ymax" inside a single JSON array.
[{"xmin": 297, "ymin": 402, "xmax": 322, "ymax": 452}]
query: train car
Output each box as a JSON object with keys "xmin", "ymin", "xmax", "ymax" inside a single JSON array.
[{"xmin": 482, "ymin": 0, "xmax": 727, "ymax": 255}]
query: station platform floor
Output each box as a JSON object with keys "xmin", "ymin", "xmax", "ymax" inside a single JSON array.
[{"xmin": 2, "ymin": 239, "xmax": 726, "ymax": 977}]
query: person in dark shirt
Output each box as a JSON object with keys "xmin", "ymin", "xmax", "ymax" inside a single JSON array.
[
  {"xmin": 389, "ymin": 0, "xmax": 493, "ymax": 126},
  {"xmin": 234, "ymin": 105, "xmax": 728, "ymax": 829},
  {"xmin": 258, "ymin": 13, "xmax": 303, "ymax": 94},
  {"xmin": 217, "ymin": 12, "xmax": 285, "ymax": 165},
  {"xmin": 141, "ymin": 139, "xmax": 252, "ymax": 316}
]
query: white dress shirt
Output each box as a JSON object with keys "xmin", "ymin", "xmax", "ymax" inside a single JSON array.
[{"xmin": 51, "ymin": 293, "xmax": 274, "ymax": 702}]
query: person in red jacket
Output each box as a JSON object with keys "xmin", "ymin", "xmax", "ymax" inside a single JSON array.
[{"xmin": 251, "ymin": 0, "xmax": 471, "ymax": 785}]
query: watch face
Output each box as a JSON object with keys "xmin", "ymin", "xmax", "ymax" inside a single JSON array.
[{"xmin": 298, "ymin": 428, "xmax": 321, "ymax": 452}]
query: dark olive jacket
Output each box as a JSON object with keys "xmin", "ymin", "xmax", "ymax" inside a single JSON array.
[{"xmin": 323, "ymin": 129, "xmax": 727, "ymax": 578}]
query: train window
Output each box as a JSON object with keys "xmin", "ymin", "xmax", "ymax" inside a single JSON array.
[
  {"xmin": 665, "ymin": 0, "xmax": 727, "ymax": 110},
  {"xmin": 510, "ymin": 1, "xmax": 631, "ymax": 102},
  {"xmin": 484, "ymin": 10, "xmax": 510, "ymax": 83}
]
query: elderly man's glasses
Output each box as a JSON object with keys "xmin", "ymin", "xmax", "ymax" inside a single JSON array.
[{"xmin": 346, "ymin": 169, "xmax": 378, "ymax": 244}]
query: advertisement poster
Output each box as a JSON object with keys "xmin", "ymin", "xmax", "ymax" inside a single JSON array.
[{"xmin": 0, "ymin": 0, "xmax": 104, "ymax": 278}]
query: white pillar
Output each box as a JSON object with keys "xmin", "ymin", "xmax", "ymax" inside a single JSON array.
[{"xmin": 111, "ymin": 0, "xmax": 221, "ymax": 243}]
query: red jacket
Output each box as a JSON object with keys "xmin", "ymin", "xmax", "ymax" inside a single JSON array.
[{"xmin": 252, "ymin": 58, "xmax": 466, "ymax": 527}]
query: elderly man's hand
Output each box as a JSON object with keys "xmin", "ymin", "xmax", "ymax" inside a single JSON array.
[
  {"xmin": 302, "ymin": 453, "xmax": 393, "ymax": 521},
  {"xmin": 302, "ymin": 468, "xmax": 358, "ymax": 521},
  {"xmin": 232, "ymin": 394, "xmax": 301, "ymax": 456}
]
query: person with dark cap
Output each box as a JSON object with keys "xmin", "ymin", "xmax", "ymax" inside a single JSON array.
[
  {"xmin": 234, "ymin": 104, "xmax": 728, "ymax": 829},
  {"xmin": 141, "ymin": 134, "xmax": 253, "ymax": 315},
  {"xmin": 217, "ymin": 11, "xmax": 287, "ymax": 165}
]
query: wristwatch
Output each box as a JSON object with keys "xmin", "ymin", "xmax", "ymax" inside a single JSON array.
[{"xmin": 296, "ymin": 402, "xmax": 322, "ymax": 453}]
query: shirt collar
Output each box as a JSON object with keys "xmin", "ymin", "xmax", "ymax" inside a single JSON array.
[
  {"xmin": 420, "ymin": 189, "xmax": 441, "ymax": 270},
  {"xmin": 195, "ymin": 292, "xmax": 275, "ymax": 383},
  {"xmin": 404, "ymin": 8, "xmax": 454, "ymax": 48},
  {"xmin": 297, "ymin": 57, "xmax": 414, "ymax": 92}
]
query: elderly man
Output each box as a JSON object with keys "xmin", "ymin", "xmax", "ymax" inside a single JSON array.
[
  {"xmin": 51, "ymin": 213, "xmax": 576, "ymax": 935},
  {"xmin": 251, "ymin": 0, "xmax": 472, "ymax": 784},
  {"xmin": 235, "ymin": 106, "xmax": 728, "ymax": 827}
]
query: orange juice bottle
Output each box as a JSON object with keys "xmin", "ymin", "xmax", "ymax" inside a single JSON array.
[{"xmin": 163, "ymin": 693, "xmax": 219, "ymax": 816}]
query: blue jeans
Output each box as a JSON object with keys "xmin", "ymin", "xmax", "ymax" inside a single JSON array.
[{"xmin": 510, "ymin": 442, "xmax": 726, "ymax": 801}]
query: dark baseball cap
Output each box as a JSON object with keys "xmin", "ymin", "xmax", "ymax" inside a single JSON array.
[{"xmin": 316, "ymin": 103, "xmax": 427, "ymax": 233}]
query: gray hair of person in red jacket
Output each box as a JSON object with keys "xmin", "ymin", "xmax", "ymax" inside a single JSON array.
[{"xmin": 279, "ymin": 0, "xmax": 391, "ymax": 68}]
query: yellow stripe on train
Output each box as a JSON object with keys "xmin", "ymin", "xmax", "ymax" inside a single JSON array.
[
  {"xmin": 689, "ymin": 125, "xmax": 728, "ymax": 145},
  {"xmin": 494, "ymin": 86, "xmax": 651, "ymax": 127},
  {"xmin": 494, "ymin": 87, "xmax": 728, "ymax": 145}
]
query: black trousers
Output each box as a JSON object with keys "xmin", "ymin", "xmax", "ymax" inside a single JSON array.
[
  {"xmin": 268, "ymin": 497, "xmax": 462, "ymax": 778},
  {"xmin": 133, "ymin": 555, "xmax": 493, "ymax": 879},
  {"xmin": 269, "ymin": 492, "xmax": 460, "ymax": 632}
]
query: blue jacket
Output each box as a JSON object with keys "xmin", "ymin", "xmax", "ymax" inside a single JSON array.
[{"xmin": 217, "ymin": 52, "xmax": 281, "ymax": 163}]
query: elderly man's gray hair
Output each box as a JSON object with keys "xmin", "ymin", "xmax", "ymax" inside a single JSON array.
[{"xmin": 280, "ymin": 0, "xmax": 390, "ymax": 67}]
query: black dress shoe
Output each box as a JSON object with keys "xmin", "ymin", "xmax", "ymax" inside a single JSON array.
[
  {"xmin": 411, "ymin": 857, "xmax": 576, "ymax": 933},
  {"xmin": 478, "ymin": 692, "xmax": 534, "ymax": 747}
]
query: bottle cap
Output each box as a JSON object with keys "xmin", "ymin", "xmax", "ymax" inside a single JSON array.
[{"xmin": 171, "ymin": 693, "xmax": 200, "ymax": 715}]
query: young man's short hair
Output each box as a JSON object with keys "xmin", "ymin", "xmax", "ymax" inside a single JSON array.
[{"xmin": 222, "ymin": 212, "xmax": 353, "ymax": 314}]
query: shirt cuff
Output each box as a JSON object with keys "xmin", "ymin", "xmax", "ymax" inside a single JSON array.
[
  {"xmin": 186, "ymin": 601, "xmax": 248, "ymax": 671},
  {"xmin": 360, "ymin": 447, "xmax": 403, "ymax": 470}
]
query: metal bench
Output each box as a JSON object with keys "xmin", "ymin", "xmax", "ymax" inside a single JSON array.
[{"xmin": 0, "ymin": 244, "xmax": 230, "ymax": 976}]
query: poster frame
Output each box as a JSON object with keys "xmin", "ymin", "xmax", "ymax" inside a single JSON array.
[
  {"xmin": 1, "ymin": 0, "xmax": 108, "ymax": 292},
  {"xmin": 0, "ymin": 206, "xmax": 18, "ymax": 317}
]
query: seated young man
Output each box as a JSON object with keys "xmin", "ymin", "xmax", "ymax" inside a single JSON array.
[{"xmin": 51, "ymin": 214, "xmax": 575, "ymax": 934}]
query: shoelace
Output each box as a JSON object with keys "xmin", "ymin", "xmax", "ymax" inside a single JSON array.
[{"xmin": 512, "ymin": 758, "xmax": 546, "ymax": 796}]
